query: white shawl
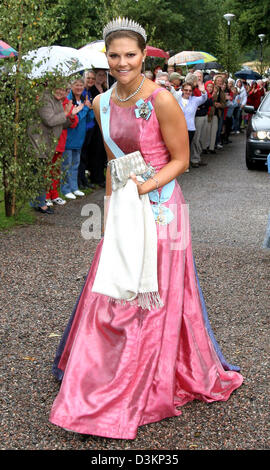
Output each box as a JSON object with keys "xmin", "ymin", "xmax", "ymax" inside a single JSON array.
[{"xmin": 92, "ymin": 177, "xmax": 163, "ymax": 310}]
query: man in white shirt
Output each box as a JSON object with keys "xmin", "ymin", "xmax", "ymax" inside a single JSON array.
[{"xmin": 236, "ymin": 80, "xmax": 247, "ymax": 133}]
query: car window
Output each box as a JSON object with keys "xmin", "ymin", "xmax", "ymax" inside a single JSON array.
[{"xmin": 259, "ymin": 92, "xmax": 270, "ymax": 112}]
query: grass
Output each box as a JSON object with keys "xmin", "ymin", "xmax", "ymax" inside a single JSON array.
[
  {"xmin": 0, "ymin": 191, "xmax": 37, "ymax": 231},
  {"xmin": 0, "ymin": 181, "xmax": 100, "ymax": 232}
]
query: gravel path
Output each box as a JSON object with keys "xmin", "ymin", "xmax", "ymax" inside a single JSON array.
[{"xmin": 1, "ymin": 133, "xmax": 269, "ymax": 451}]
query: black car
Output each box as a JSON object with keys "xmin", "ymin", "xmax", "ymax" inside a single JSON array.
[{"xmin": 245, "ymin": 92, "xmax": 270, "ymax": 170}]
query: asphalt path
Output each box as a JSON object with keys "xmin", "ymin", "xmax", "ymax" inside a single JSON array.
[{"xmin": 1, "ymin": 132, "xmax": 269, "ymax": 454}]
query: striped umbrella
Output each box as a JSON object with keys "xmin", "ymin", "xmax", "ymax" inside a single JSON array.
[
  {"xmin": 0, "ymin": 40, "xmax": 18, "ymax": 58},
  {"xmin": 168, "ymin": 51, "xmax": 217, "ymax": 66}
]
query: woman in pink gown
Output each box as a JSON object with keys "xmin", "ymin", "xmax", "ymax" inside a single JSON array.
[{"xmin": 49, "ymin": 19, "xmax": 243, "ymax": 440}]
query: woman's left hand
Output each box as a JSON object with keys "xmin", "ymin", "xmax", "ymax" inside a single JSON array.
[
  {"xmin": 198, "ymin": 81, "xmax": 206, "ymax": 93},
  {"xmin": 130, "ymin": 173, "xmax": 145, "ymax": 195}
]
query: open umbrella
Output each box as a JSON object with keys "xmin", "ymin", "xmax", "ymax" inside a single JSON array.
[
  {"xmin": 23, "ymin": 46, "xmax": 86, "ymax": 78},
  {"xmin": 146, "ymin": 46, "xmax": 169, "ymax": 59},
  {"xmin": 235, "ymin": 69, "xmax": 262, "ymax": 80},
  {"xmin": 168, "ymin": 51, "xmax": 217, "ymax": 66},
  {"xmin": 78, "ymin": 41, "xmax": 109, "ymax": 69},
  {"xmin": 0, "ymin": 40, "xmax": 17, "ymax": 58},
  {"xmin": 194, "ymin": 61, "xmax": 222, "ymax": 71}
]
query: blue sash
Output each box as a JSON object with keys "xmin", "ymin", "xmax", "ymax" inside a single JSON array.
[{"xmin": 100, "ymin": 89, "xmax": 175, "ymax": 224}]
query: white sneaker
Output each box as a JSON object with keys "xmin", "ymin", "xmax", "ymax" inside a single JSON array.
[
  {"xmin": 236, "ymin": 131, "xmax": 240, "ymax": 134},
  {"xmin": 73, "ymin": 190, "xmax": 85, "ymax": 197},
  {"xmin": 64, "ymin": 192, "xmax": 76, "ymax": 200},
  {"xmin": 216, "ymin": 144, "xmax": 223, "ymax": 149},
  {"xmin": 52, "ymin": 197, "xmax": 67, "ymax": 205},
  {"xmin": 45, "ymin": 199, "xmax": 53, "ymax": 206}
]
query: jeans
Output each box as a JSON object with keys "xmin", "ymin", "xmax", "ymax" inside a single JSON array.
[
  {"xmin": 215, "ymin": 111, "xmax": 224, "ymax": 146},
  {"xmin": 232, "ymin": 107, "xmax": 241, "ymax": 131},
  {"xmin": 61, "ymin": 149, "xmax": 81, "ymax": 195},
  {"xmin": 29, "ymin": 166, "xmax": 47, "ymax": 208},
  {"xmin": 30, "ymin": 191, "xmax": 47, "ymax": 208}
]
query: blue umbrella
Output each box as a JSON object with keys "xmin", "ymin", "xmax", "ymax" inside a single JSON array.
[{"xmin": 235, "ymin": 69, "xmax": 262, "ymax": 80}]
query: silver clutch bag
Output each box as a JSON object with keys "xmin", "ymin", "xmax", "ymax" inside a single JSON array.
[{"xmin": 108, "ymin": 151, "xmax": 155, "ymax": 191}]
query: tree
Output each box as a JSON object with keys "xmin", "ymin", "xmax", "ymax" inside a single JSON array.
[
  {"xmin": 0, "ymin": 0, "xmax": 62, "ymax": 217},
  {"xmin": 214, "ymin": 18, "xmax": 242, "ymax": 75},
  {"xmin": 222, "ymin": 0, "xmax": 270, "ymax": 51}
]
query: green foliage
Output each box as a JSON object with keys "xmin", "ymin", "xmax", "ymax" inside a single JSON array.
[
  {"xmin": 214, "ymin": 19, "xmax": 242, "ymax": 75},
  {"xmin": 0, "ymin": 190, "xmax": 36, "ymax": 230},
  {"xmin": 222, "ymin": 0, "xmax": 270, "ymax": 51},
  {"xmin": 0, "ymin": 0, "xmax": 65, "ymax": 217}
]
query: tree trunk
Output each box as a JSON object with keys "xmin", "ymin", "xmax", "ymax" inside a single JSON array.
[{"xmin": 3, "ymin": 159, "xmax": 13, "ymax": 217}]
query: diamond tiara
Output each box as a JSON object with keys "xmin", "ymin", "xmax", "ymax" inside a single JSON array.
[{"xmin": 103, "ymin": 17, "xmax": 147, "ymax": 42}]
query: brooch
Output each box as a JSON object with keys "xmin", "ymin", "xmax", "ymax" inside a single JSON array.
[{"xmin": 135, "ymin": 99, "xmax": 153, "ymax": 120}]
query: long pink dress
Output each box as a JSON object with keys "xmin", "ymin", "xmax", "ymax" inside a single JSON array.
[{"xmin": 49, "ymin": 88, "xmax": 243, "ymax": 439}]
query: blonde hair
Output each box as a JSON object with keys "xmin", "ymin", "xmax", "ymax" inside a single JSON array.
[
  {"xmin": 185, "ymin": 73, "xmax": 198, "ymax": 86},
  {"xmin": 214, "ymin": 74, "xmax": 224, "ymax": 84}
]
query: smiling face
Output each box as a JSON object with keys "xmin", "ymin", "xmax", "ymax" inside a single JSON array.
[
  {"xmin": 182, "ymin": 84, "xmax": 193, "ymax": 99},
  {"xmin": 106, "ymin": 37, "xmax": 146, "ymax": 87},
  {"xmin": 95, "ymin": 70, "xmax": 107, "ymax": 85},
  {"xmin": 84, "ymin": 72, "xmax": 95, "ymax": 88},
  {"xmin": 206, "ymin": 83, "xmax": 214, "ymax": 94},
  {"xmin": 53, "ymin": 88, "xmax": 66, "ymax": 101},
  {"xmin": 215, "ymin": 76, "xmax": 224, "ymax": 88},
  {"xmin": 71, "ymin": 80, "xmax": 84, "ymax": 98}
]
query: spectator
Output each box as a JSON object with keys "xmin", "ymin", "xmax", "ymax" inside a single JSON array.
[
  {"xmin": 213, "ymin": 74, "xmax": 226, "ymax": 148},
  {"xmin": 28, "ymin": 83, "xmax": 77, "ymax": 213},
  {"xmin": 174, "ymin": 80, "xmax": 207, "ymax": 169},
  {"xmin": 144, "ymin": 70, "xmax": 154, "ymax": 80},
  {"xmin": 257, "ymin": 79, "xmax": 265, "ymax": 102},
  {"xmin": 234, "ymin": 79, "xmax": 247, "ymax": 133},
  {"xmin": 223, "ymin": 85, "xmax": 238, "ymax": 144},
  {"xmin": 86, "ymin": 71, "xmax": 108, "ymax": 187},
  {"xmin": 169, "ymin": 72, "xmax": 184, "ymax": 91},
  {"xmin": 46, "ymin": 88, "xmax": 80, "ymax": 206},
  {"xmin": 155, "ymin": 70, "xmax": 172, "ymax": 91},
  {"xmin": 61, "ymin": 77, "xmax": 92, "ymax": 200},
  {"xmin": 167, "ymin": 65, "xmax": 175, "ymax": 74},
  {"xmin": 247, "ymin": 81, "xmax": 261, "ymax": 111},
  {"xmin": 78, "ymin": 70, "xmax": 97, "ymax": 189},
  {"xmin": 190, "ymin": 70, "xmax": 210, "ymax": 167},
  {"xmin": 94, "ymin": 69, "xmax": 108, "ymax": 93},
  {"xmin": 201, "ymin": 81, "xmax": 219, "ymax": 154},
  {"xmin": 153, "ymin": 65, "xmax": 162, "ymax": 79},
  {"xmin": 185, "ymin": 72, "xmax": 198, "ymax": 88}
]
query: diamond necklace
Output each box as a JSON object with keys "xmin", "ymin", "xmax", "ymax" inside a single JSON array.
[{"xmin": 115, "ymin": 75, "xmax": 145, "ymax": 102}]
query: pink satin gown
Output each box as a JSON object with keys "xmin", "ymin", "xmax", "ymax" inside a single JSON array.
[{"xmin": 49, "ymin": 88, "xmax": 243, "ymax": 439}]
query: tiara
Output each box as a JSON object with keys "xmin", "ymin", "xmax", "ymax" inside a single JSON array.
[{"xmin": 103, "ymin": 17, "xmax": 147, "ymax": 42}]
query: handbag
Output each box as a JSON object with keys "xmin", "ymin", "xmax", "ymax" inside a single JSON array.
[{"xmin": 108, "ymin": 150, "xmax": 155, "ymax": 191}]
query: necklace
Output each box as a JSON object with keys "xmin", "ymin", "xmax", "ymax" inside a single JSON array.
[{"xmin": 115, "ymin": 75, "xmax": 145, "ymax": 102}]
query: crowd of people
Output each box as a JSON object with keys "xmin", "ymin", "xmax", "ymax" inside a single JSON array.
[
  {"xmin": 29, "ymin": 62, "xmax": 269, "ymax": 213},
  {"xmin": 149, "ymin": 65, "xmax": 268, "ymax": 170},
  {"xmin": 29, "ymin": 69, "xmax": 109, "ymax": 214}
]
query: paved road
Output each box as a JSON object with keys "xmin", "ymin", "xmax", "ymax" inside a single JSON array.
[{"xmin": 1, "ymin": 132, "xmax": 269, "ymax": 451}]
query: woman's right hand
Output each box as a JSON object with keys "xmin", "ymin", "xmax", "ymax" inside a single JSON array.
[
  {"xmin": 71, "ymin": 103, "xmax": 84, "ymax": 115},
  {"xmin": 64, "ymin": 100, "xmax": 73, "ymax": 116}
]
